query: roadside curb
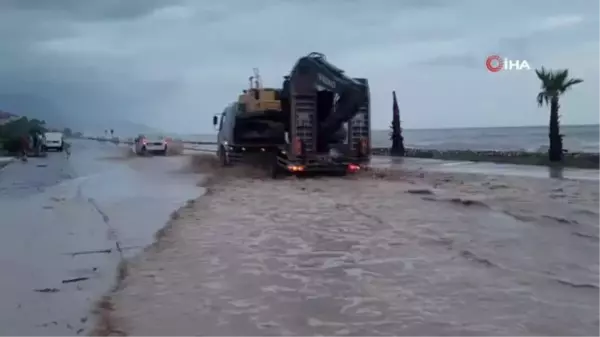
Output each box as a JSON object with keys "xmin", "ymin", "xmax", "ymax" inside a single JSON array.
[{"xmin": 0, "ymin": 157, "xmax": 15, "ymax": 172}]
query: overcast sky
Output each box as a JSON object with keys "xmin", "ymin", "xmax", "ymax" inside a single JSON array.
[{"xmin": 0, "ymin": 0, "xmax": 598, "ymax": 134}]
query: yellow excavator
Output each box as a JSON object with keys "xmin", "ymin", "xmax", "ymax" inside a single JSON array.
[
  {"xmin": 213, "ymin": 53, "xmax": 371, "ymax": 178},
  {"xmin": 237, "ymin": 68, "xmax": 281, "ymax": 114}
]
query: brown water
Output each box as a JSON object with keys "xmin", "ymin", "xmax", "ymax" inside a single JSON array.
[{"xmin": 99, "ymin": 161, "xmax": 599, "ymax": 336}]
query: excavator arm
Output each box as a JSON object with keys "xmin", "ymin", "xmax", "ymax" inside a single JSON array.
[{"xmin": 281, "ymin": 52, "xmax": 368, "ymax": 138}]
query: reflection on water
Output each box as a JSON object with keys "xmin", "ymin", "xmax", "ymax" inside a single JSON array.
[{"xmin": 548, "ymin": 166, "xmax": 565, "ymax": 179}]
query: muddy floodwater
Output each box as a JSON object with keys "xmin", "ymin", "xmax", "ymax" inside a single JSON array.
[
  {"xmin": 0, "ymin": 140, "xmax": 204, "ymax": 335},
  {"xmin": 102, "ymin": 162, "xmax": 599, "ymax": 336}
]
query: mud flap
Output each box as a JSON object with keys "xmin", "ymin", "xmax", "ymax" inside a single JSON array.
[{"xmin": 270, "ymin": 154, "xmax": 282, "ymax": 179}]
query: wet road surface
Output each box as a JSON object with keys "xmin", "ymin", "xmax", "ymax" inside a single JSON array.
[
  {"xmin": 107, "ymin": 171, "xmax": 599, "ymax": 335},
  {"xmin": 0, "ymin": 140, "xmax": 204, "ymax": 335}
]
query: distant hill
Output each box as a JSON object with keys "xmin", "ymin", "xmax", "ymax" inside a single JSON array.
[
  {"xmin": 0, "ymin": 92, "xmax": 162, "ymax": 137},
  {"xmin": 0, "ymin": 94, "xmax": 66, "ymax": 127},
  {"xmin": 0, "ymin": 110, "xmax": 20, "ymax": 125}
]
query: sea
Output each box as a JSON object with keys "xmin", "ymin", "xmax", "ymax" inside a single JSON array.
[{"xmin": 178, "ymin": 125, "xmax": 599, "ymax": 153}]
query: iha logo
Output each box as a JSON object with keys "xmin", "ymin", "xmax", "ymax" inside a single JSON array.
[{"xmin": 486, "ymin": 55, "xmax": 531, "ymax": 72}]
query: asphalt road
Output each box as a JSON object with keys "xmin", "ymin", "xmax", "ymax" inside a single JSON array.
[{"xmin": 0, "ymin": 140, "xmax": 204, "ymax": 335}]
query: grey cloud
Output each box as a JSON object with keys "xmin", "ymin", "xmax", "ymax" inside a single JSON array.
[
  {"xmin": 497, "ymin": 18, "xmax": 599, "ymax": 60},
  {"xmin": 0, "ymin": 0, "xmax": 183, "ymax": 21},
  {"xmin": 415, "ymin": 54, "xmax": 482, "ymax": 69},
  {"xmin": 0, "ymin": 0, "xmax": 597, "ymax": 133}
]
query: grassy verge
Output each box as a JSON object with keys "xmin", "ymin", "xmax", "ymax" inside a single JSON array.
[{"xmin": 372, "ymin": 148, "xmax": 599, "ymax": 169}]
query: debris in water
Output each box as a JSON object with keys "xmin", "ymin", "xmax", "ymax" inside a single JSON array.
[
  {"xmin": 405, "ymin": 188, "xmax": 434, "ymax": 195},
  {"xmin": 542, "ymin": 215, "xmax": 577, "ymax": 224},
  {"xmin": 556, "ymin": 279, "xmax": 599, "ymax": 290},
  {"xmin": 34, "ymin": 288, "xmax": 60, "ymax": 293},
  {"xmin": 449, "ymin": 197, "xmax": 489, "ymax": 208},
  {"xmin": 460, "ymin": 250, "xmax": 495, "ymax": 267},
  {"xmin": 572, "ymin": 232, "xmax": 599, "ymax": 241},
  {"xmin": 66, "ymin": 246, "xmax": 141, "ymax": 256},
  {"xmin": 67, "ymin": 249, "xmax": 112, "ymax": 256},
  {"xmin": 36, "ymin": 321, "xmax": 58, "ymax": 327},
  {"xmin": 62, "ymin": 277, "xmax": 89, "ymax": 284}
]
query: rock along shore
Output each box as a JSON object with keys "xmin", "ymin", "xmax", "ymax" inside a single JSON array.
[{"xmin": 372, "ymin": 147, "xmax": 600, "ymax": 169}]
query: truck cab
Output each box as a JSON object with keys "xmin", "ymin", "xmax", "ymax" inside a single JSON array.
[{"xmin": 213, "ymin": 104, "xmax": 235, "ymax": 164}]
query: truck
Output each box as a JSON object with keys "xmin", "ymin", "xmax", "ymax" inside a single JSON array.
[{"xmin": 212, "ymin": 52, "xmax": 370, "ymax": 178}]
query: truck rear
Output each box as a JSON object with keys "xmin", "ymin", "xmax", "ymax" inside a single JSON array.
[{"xmin": 212, "ymin": 53, "xmax": 371, "ymax": 178}]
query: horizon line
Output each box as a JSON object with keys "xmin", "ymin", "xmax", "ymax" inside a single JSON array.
[{"xmin": 381, "ymin": 123, "xmax": 599, "ymax": 131}]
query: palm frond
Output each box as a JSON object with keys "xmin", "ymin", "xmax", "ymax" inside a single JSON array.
[
  {"xmin": 536, "ymin": 92, "xmax": 546, "ymax": 107},
  {"xmin": 562, "ymin": 78, "xmax": 584, "ymax": 92},
  {"xmin": 535, "ymin": 67, "xmax": 547, "ymax": 81},
  {"xmin": 535, "ymin": 67, "xmax": 583, "ymax": 99},
  {"xmin": 535, "ymin": 67, "xmax": 553, "ymax": 90}
]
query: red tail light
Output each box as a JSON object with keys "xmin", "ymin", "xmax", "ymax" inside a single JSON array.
[{"xmin": 348, "ymin": 164, "xmax": 360, "ymax": 173}]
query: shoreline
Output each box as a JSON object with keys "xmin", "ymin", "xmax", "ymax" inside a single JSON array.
[{"xmin": 371, "ymin": 147, "xmax": 600, "ymax": 169}]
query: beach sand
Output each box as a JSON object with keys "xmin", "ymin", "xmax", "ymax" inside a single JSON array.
[{"xmin": 93, "ymin": 157, "xmax": 599, "ymax": 336}]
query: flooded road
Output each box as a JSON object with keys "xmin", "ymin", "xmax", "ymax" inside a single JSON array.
[
  {"xmin": 105, "ymin": 156, "xmax": 599, "ymax": 336},
  {"xmin": 0, "ymin": 140, "xmax": 204, "ymax": 335}
]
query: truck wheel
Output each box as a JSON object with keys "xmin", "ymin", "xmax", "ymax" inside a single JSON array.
[
  {"xmin": 270, "ymin": 155, "xmax": 281, "ymax": 179},
  {"xmin": 219, "ymin": 146, "xmax": 230, "ymax": 166},
  {"xmin": 160, "ymin": 146, "xmax": 168, "ymax": 156},
  {"xmin": 139, "ymin": 146, "xmax": 147, "ymax": 156}
]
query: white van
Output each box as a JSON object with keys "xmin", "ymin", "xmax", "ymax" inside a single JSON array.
[{"xmin": 43, "ymin": 132, "xmax": 64, "ymax": 151}]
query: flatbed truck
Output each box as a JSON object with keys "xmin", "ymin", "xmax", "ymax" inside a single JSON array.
[{"xmin": 212, "ymin": 52, "xmax": 370, "ymax": 178}]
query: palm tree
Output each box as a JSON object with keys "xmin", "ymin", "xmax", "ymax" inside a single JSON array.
[{"xmin": 535, "ymin": 67, "xmax": 583, "ymax": 162}]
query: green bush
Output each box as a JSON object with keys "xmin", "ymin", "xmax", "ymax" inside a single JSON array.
[{"xmin": 0, "ymin": 117, "xmax": 47, "ymax": 154}]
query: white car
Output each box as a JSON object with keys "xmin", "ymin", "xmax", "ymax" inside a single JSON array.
[
  {"xmin": 134, "ymin": 135, "xmax": 170, "ymax": 155},
  {"xmin": 43, "ymin": 132, "xmax": 64, "ymax": 151}
]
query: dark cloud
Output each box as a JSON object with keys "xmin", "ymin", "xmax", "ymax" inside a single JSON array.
[
  {"xmin": 0, "ymin": 0, "xmax": 182, "ymax": 21},
  {"xmin": 0, "ymin": 0, "xmax": 597, "ymax": 134}
]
